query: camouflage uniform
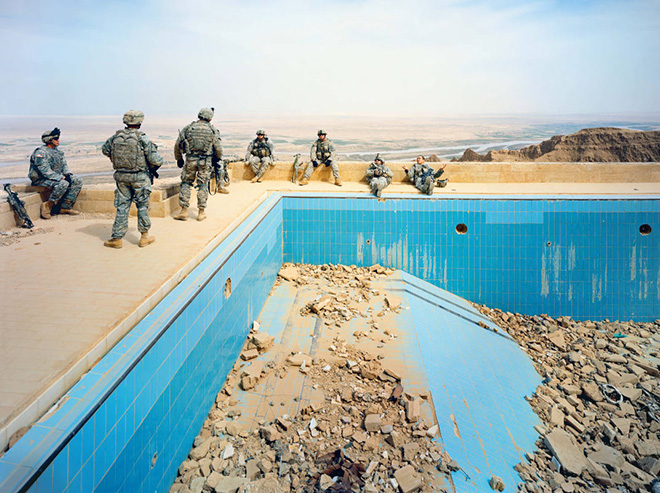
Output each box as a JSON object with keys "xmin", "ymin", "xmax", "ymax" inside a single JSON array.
[
  {"xmin": 102, "ymin": 126, "xmax": 163, "ymax": 239},
  {"xmin": 174, "ymin": 114, "xmax": 223, "ymax": 209},
  {"xmin": 405, "ymin": 162, "xmax": 436, "ymax": 195},
  {"xmin": 245, "ymin": 136, "xmax": 275, "ymax": 180},
  {"xmin": 303, "ymin": 136, "xmax": 340, "ymax": 181},
  {"xmin": 366, "ymin": 160, "xmax": 393, "ymax": 197},
  {"xmin": 29, "ymin": 144, "xmax": 82, "ymax": 210}
]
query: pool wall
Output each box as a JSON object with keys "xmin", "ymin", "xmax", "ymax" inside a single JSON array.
[
  {"xmin": 283, "ymin": 195, "xmax": 660, "ymax": 321},
  {"xmin": 1, "ymin": 193, "xmax": 658, "ymax": 493},
  {"xmin": 0, "ymin": 196, "xmax": 283, "ymax": 493}
]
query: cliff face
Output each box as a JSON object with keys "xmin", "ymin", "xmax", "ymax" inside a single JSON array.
[{"xmin": 454, "ymin": 127, "xmax": 660, "ymax": 162}]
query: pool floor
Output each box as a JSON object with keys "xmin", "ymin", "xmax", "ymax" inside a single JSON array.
[{"xmin": 173, "ymin": 266, "xmax": 541, "ymax": 492}]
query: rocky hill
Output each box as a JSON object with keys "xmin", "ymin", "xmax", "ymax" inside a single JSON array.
[{"xmin": 453, "ymin": 127, "xmax": 660, "ymax": 162}]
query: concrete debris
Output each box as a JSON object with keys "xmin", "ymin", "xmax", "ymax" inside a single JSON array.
[
  {"xmin": 479, "ymin": 304, "xmax": 660, "ymax": 493},
  {"xmin": 172, "ymin": 264, "xmax": 457, "ymax": 492},
  {"xmin": 488, "ymin": 475, "xmax": 505, "ymax": 491}
]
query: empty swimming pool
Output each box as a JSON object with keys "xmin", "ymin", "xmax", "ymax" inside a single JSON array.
[{"xmin": 1, "ymin": 193, "xmax": 657, "ymax": 492}]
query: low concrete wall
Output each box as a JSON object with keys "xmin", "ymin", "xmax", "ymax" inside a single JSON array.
[
  {"xmin": 2, "ymin": 161, "xmax": 659, "ymax": 230},
  {"xmin": 230, "ymin": 160, "xmax": 660, "ymax": 183}
]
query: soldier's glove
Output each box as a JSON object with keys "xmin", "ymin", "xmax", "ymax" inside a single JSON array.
[
  {"xmin": 177, "ymin": 159, "xmax": 184, "ymax": 168},
  {"xmin": 324, "ymin": 159, "xmax": 332, "ymax": 167},
  {"xmin": 312, "ymin": 160, "xmax": 319, "ymax": 168}
]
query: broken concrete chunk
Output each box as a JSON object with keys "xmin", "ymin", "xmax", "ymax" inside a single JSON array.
[
  {"xmin": 278, "ymin": 266, "xmax": 299, "ymax": 281},
  {"xmin": 405, "ymin": 398, "xmax": 421, "ymax": 423},
  {"xmin": 250, "ymin": 332, "xmax": 274, "ymax": 351},
  {"xmin": 544, "ymin": 428, "xmax": 589, "ymax": 476},
  {"xmin": 581, "ymin": 382, "xmax": 604, "ymax": 402},
  {"xmin": 489, "ymin": 475, "xmax": 505, "ymax": 491},
  {"xmin": 393, "ymin": 464, "xmax": 422, "ymax": 493},
  {"xmin": 364, "ymin": 414, "xmax": 381, "ymax": 432},
  {"xmin": 240, "ymin": 349, "xmax": 259, "ymax": 361},
  {"xmin": 286, "ymin": 352, "xmax": 312, "ymax": 367}
]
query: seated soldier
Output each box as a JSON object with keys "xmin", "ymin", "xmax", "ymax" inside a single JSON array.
[
  {"xmin": 366, "ymin": 154, "xmax": 393, "ymax": 198},
  {"xmin": 245, "ymin": 130, "xmax": 275, "ymax": 182},
  {"xmin": 29, "ymin": 128, "xmax": 82, "ymax": 219},
  {"xmin": 300, "ymin": 130, "xmax": 342, "ymax": 186},
  {"xmin": 402, "ymin": 155, "xmax": 447, "ymax": 195}
]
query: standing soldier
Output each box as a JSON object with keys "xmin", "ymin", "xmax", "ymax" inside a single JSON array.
[
  {"xmin": 29, "ymin": 128, "xmax": 83, "ymax": 219},
  {"xmin": 300, "ymin": 130, "xmax": 342, "ymax": 186},
  {"xmin": 245, "ymin": 130, "xmax": 275, "ymax": 182},
  {"xmin": 101, "ymin": 110, "xmax": 163, "ymax": 249},
  {"xmin": 402, "ymin": 155, "xmax": 447, "ymax": 195},
  {"xmin": 174, "ymin": 107, "xmax": 224, "ymax": 221},
  {"xmin": 366, "ymin": 154, "xmax": 393, "ymax": 198}
]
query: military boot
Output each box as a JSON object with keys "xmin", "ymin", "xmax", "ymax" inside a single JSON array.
[
  {"xmin": 335, "ymin": 178, "xmax": 343, "ymax": 187},
  {"xmin": 251, "ymin": 176, "xmax": 259, "ymax": 183},
  {"xmin": 139, "ymin": 232, "xmax": 155, "ymax": 247},
  {"xmin": 219, "ymin": 188, "xmax": 229, "ymax": 194},
  {"xmin": 41, "ymin": 201, "xmax": 52, "ymax": 219},
  {"xmin": 198, "ymin": 208, "xmax": 207, "ymax": 221},
  {"xmin": 174, "ymin": 207, "xmax": 189, "ymax": 221},
  {"xmin": 103, "ymin": 238, "xmax": 123, "ymax": 249},
  {"xmin": 299, "ymin": 178, "xmax": 309, "ymax": 186},
  {"xmin": 60, "ymin": 208, "xmax": 81, "ymax": 215}
]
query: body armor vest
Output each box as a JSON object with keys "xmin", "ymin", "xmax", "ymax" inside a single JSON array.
[
  {"xmin": 111, "ymin": 129, "xmax": 145, "ymax": 172},
  {"xmin": 251, "ymin": 139, "xmax": 271, "ymax": 158},
  {"xmin": 315, "ymin": 140, "xmax": 332, "ymax": 161},
  {"xmin": 184, "ymin": 121, "xmax": 215, "ymax": 155}
]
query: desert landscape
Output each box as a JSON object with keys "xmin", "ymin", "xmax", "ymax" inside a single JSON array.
[{"xmin": 2, "ymin": 115, "xmax": 659, "ymax": 185}]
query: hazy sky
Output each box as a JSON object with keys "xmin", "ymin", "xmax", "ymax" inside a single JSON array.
[{"xmin": 1, "ymin": 0, "xmax": 659, "ymax": 117}]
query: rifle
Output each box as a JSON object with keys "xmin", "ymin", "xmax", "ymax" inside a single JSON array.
[
  {"xmin": 3, "ymin": 184, "xmax": 34, "ymax": 228},
  {"xmin": 291, "ymin": 153, "xmax": 301, "ymax": 183},
  {"xmin": 210, "ymin": 157, "xmax": 233, "ymax": 195}
]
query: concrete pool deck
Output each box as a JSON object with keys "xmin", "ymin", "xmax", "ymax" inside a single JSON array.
[{"xmin": 1, "ymin": 179, "xmax": 659, "ymax": 453}]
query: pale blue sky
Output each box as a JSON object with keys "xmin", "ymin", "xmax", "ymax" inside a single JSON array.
[{"xmin": 1, "ymin": 0, "xmax": 658, "ymax": 116}]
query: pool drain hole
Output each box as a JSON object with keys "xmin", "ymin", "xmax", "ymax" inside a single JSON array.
[
  {"xmin": 366, "ymin": 239, "xmax": 371, "ymax": 245},
  {"xmin": 546, "ymin": 241, "xmax": 552, "ymax": 247},
  {"xmin": 639, "ymin": 224, "xmax": 651, "ymax": 235},
  {"xmin": 455, "ymin": 223, "xmax": 467, "ymax": 234},
  {"xmin": 224, "ymin": 278, "xmax": 232, "ymax": 299}
]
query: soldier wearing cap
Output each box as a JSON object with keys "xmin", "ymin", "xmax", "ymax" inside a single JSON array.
[
  {"xmin": 174, "ymin": 107, "xmax": 225, "ymax": 222},
  {"xmin": 245, "ymin": 130, "xmax": 275, "ymax": 183},
  {"xmin": 101, "ymin": 110, "xmax": 163, "ymax": 248},
  {"xmin": 300, "ymin": 130, "xmax": 342, "ymax": 186},
  {"xmin": 28, "ymin": 128, "xmax": 83, "ymax": 219},
  {"xmin": 402, "ymin": 155, "xmax": 447, "ymax": 196},
  {"xmin": 366, "ymin": 154, "xmax": 393, "ymax": 198}
]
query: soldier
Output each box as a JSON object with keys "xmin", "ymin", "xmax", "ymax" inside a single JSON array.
[
  {"xmin": 366, "ymin": 154, "xmax": 393, "ymax": 198},
  {"xmin": 29, "ymin": 128, "xmax": 83, "ymax": 219},
  {"xmin": 101, "ymin": 110, "xmax": 163, "ymax": 249},
  {"xmin": 174, "ymin": 107, "xmax": 224, "ymax": 222},
  {"xmin": 245, "ymin": 130, "xmax": 275, "ymax": 183},
  {"xmin": 300, "ymin": 130, "xmax": 342, "ymax": 186},
  {"xmin": 402, "ymin": 155, "xmax": 447, "ymax": 195}
]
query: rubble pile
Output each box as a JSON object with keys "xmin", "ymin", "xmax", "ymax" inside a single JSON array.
[
  {"xmin": 171, "ymin": 263, "xmax": 458, "ymax": 493},
  {"xmin": 479, "ymin": 306, "xmax": 660, "ymax": 492},
  {"xmin": 171, "ymin": 334, "xmax": 455, "ymax": 493}
]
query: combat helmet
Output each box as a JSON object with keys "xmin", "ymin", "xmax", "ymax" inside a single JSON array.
[
  {"xmin": 317, "ymin": 129, "xmax": 327, "ymax": 136},
  {"xmin": 41, "ymin": 127, "xmax": 61, "ymax": 144},
  {"xmin": 374, "ymin": 153, "xmax": 384, "ymax": 164},
  {"xmin": 256, "ymin": 129, "xmax": 267, "ymax": 136},
  {"xmin": 198, "ymin": 107, "xmax": 214, "ymax": 121},
  {"xmin": 123, "ymin": 110, "xmax": 144, "ymax": 126}
]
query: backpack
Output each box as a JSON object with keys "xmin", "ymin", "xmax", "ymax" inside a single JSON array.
[
  {"xmin": 184, "ymin": 121, "xmax": 215, "ymax": 155},
  {"xmin": 111, "ymin": 129, "xmax": 145, "ymax": 171}
]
